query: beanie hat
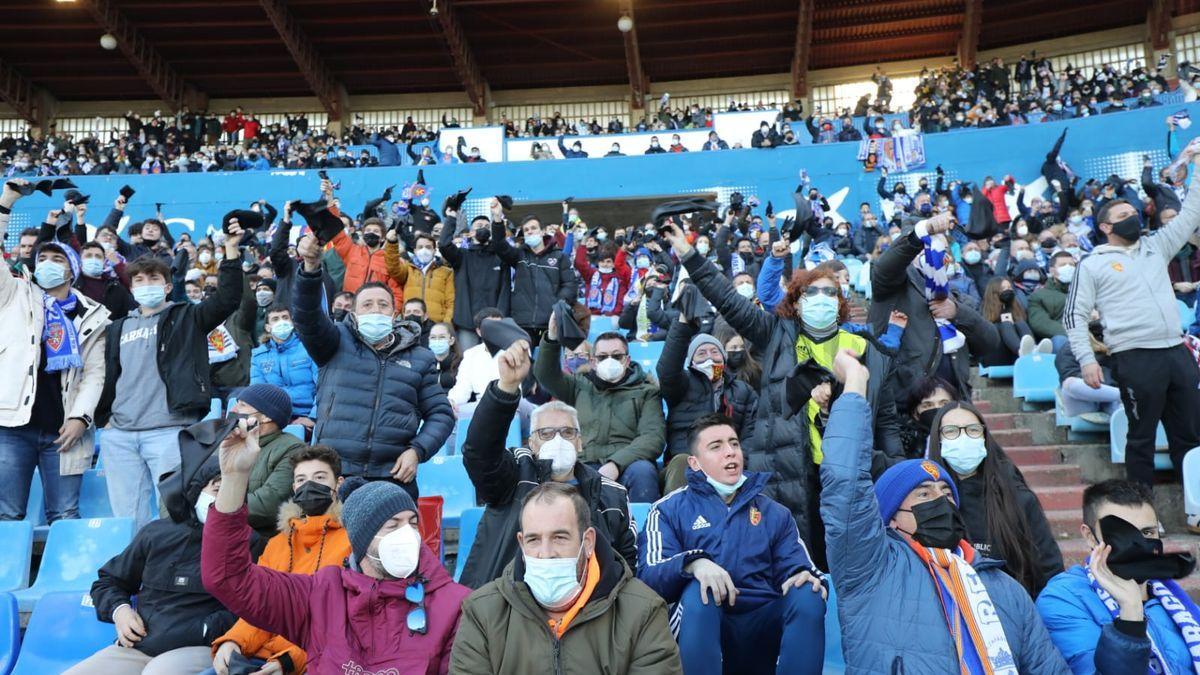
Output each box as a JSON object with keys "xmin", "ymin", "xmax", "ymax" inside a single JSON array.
[
  {"xmin": 341, "ymin": 480, "xmax": 417, "ymax": 564},
  {"xmin": 874, "ymin": 459, "xmax": 959, "ymax": 524},
  {"xmin": 686, "ymin": 333, "xmax": 725, "ymax": 363},
  {"xmin": 237, "ymin": 383, "xmax": 292, "ymax": 428}
]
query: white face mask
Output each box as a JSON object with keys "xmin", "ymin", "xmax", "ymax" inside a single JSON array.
[
  {"xmin": 536, "ymin": 435, "xmax": 578, "ymax": 476},
  {"xmin": 735, "ymin": 283, "xmax": 755, "ymax": 299},
  {"xmin": 195, "ymin": 492, "xmax": 216, "ymax": 524},
  {"xmin": 368, "ymin": 524, "xmax": 421, "ymax": 579},
  {"xmin": 940, "ymin": 435, "xmax": 987, "ymax": 475},
  {"xmin": 595, "ymin": 357, "xmax": 625, "ymax": 383}
]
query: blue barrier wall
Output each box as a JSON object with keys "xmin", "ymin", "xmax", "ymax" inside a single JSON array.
[{"xmin": 5, "ymin": 103, "xmax": 1197, "ymax": 246}]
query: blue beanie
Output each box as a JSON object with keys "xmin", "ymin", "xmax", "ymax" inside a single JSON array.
[
  {"xmin": 874, "ymin": 459, "xmax": 959, "ymax": 524},
  {"xmin": 340, "ymin": 480, "xmax": 417, "ymax": 564},
  {"xmin": 237, "ymin": 383, "xmax": 292, "ymax": 429}
]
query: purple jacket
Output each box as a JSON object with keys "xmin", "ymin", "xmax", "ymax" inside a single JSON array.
[{"xmin": 202, "ymin": 505, "xmax": 470, "ymax": 675}]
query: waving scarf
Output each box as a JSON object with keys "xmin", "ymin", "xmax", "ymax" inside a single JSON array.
[
  {"xmin": 914, "ymin": 232, "xmax": 966, "ymax": 354},
  {"xmin": 909, "ymin": 541, "xmax": 1019, "ymax": 675},
  {"xmin": 1086, "ymin": 561, "xmax": 1200, "ymax": 674},
  {"xmin": 587, "ymin": 271, "xmax": 620, "ymax": 314},
  {"xmin": 43, "ymin": 292, "xmax": 83, "ymax": 372}
]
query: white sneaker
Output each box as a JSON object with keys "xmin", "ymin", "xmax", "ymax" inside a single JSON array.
[
  {"xmin": 1036, "ymin": 338, "xmax": 1054, "ymax": 354},
  {"xmin": 1019, "ymin": 334, "xmax": 1036, "ymax": 356},
  {"xmin": 1079, "ymin": 411, "xmax": 1111, "ymax": 425}
]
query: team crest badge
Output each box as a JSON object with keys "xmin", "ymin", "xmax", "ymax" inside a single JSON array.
[
  {"xmin": 921, "ymin": 460, "xmax": 941, "ymax": 480},
  {"xmin": 46, "ymin": 324, "xmax": 64, "ymax": 351},
  {"xmin": 1111, "ymin": 262, "xmax": 1124, "ymax": 272},
  {"xmin": 749, "ymin": 506, "xmax": 762, "ymax": 526}
]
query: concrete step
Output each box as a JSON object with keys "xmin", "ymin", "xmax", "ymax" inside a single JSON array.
[
  {"xmin": 972, "ymin": 386, "xmax": 1025, "ymax": 414},
  {"xmin": 1006, "ymin": 445, "xmax": 1067, "ymax": 465},
  {"xmin": 1044, "ymin": 509, "xmax": 1084, "ymax": 540},
  {"xmin": 974, "ymin": 399, "xmax": 993, "ymax": 414},
  {"xmin": 1035, "ymin": 485, "xmax": 1087, "ymax": 512},
  {"xmin": 1020, "ymin": 463, "xmax": 1082, "ymax": 488},
  {"xmin": 991, "ymin": 428, "xmax": 1033, "ymax": 446},
  {"xmin": 983, "ymin": 412, "xmax": 1016, "ymax": 430}
]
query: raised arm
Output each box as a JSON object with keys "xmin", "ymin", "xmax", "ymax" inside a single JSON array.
[
  {"xmin": 291, "ymin": 235, "xmax": 341, "ymax": 367},
  {"xmin": 656, "ymin": 318, "xmax": 696, "ymax": 407},
  {"xmin": 438, "ymin": 213, "xmax": 462, "ymax": 269}
]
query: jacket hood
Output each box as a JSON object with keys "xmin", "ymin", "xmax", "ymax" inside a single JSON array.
[
  {"xmin": 276, "ymin": 497, "xmax": 343, "ymax": 535},
  {"xmin": 1012, "ymin": 259, "xmax": 1045, "ymax": 280}
]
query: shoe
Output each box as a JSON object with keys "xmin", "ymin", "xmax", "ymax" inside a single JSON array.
[
  {"xmin": 1019, "ymin": 334, "xmax": 1036, "ymax": 356},
  {"xmin": 1036, "ymin": 338, "xmax": 1054, "ymax": 354},
  {"xmin": 1079, "ymin": 411, "xmax": 1111, "ymax": 425}
]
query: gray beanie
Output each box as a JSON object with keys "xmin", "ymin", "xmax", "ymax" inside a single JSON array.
[
  {"xmin": 687, "ymin": 333, "xmax": 725, "ymax": 362},
  {"xmin": 340, "ymin": 480, "xmax": 417, "ymax": 564}
]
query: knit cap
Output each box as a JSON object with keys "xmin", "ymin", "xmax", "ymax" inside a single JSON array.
[
  {"xmin": 874, "ymin": 459, "xmax": 959, "ymax": 524},
  {"xmin": 341, "ymin": 480, "xmax": 417, "ymax": 564},
  {"xmin": 237, "ymin": 383, "xmax": 292, "ymax": 428}
]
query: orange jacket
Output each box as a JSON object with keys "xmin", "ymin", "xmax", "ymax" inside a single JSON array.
[
  {"xmin": 211, "ymin": 502, "xmax": 351, "ymax": 674},
  {"xmin": 331, "ymin": 230, "xmax": 404, "ymax": 307},
  {"xmin": 383, "ymin": 241, "xmax": 456, "ymax": 323}
]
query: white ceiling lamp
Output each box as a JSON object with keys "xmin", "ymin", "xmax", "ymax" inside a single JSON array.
[
  {"xmin": 100, "ymin": 33, "xmax": 118, "ymax": 50},
  {"xmin": 617, "ymin": 15, "xmax": 633, "ymax": 33}
]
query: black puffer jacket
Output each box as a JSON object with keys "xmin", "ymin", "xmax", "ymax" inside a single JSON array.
[
  {"xmin": 439, "ymin": 214, "xmax": 510, "ymax": 331},
  {"xmin": 657, "ymin": 319, "xmax": 757, "ymax": 461},
  {"xmin": 292, "ymin": 267, "xmax": 454, "ymax": 477},
  {"xmin": 491, "ymin": 221, "xmax": 577, "ymax": 330},
  {"xmin": 459, "ymin": 382, "xmax": 637, "ymax": 589}
]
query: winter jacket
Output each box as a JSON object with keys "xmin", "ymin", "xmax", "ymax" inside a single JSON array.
[
  {"xmin": 575, "ymin": 245, "xmax": 631, "ymax": 316},
  {"xmin": 292, "ymin": 267, "xmax": 454, "ymax": 476},
  {"xmin": 853, "ymin": 224, "xmax": 884, "ymax": 259},
  {"xmin": 245, "ymin": 429, "xmax": 306, "ymax": 537},
  {"xmin": 330, "ymin": 230, "xmax": 404, "ymax": 307},
  {"xmin": 95, "ymin": 259, "xmax": 244, "ymax": 428},
  {"xmin": 203, "ymin": 505, "xmax": 469, "ymax": 675},
  {"xmin": 638, "ymin": 469, "xmax": 820, "ymax": 609},
  {"xmin": 1066, "ymin": 172, "xmax": 1200, "ymax": 366},
  {"xmin": 0, "ymin": 264, "xmax": 109, "ymax": 475},
  {"xmin": 867, "ymin": 225, "xmax": 1000, "ymax": 398},
  {"xmin": 558, "ymin": 137, "xmax": 589, "ymax": 158},
  {"xmin": 1037, "ymin": 565, "xmax": 1198, "ymax": 674},
  {"xmin": 656, "ymin": 320, "xmax": 757, "ymax": 460},
  {"xmin": 1028, "ymin": 278, "xmax": 1069, "ymax": 340},
  {"xmin": 75, "ymin": 270, "xmax": 136, "ymax": 319},
  {"xmin": 269, "ymin": 219, "xmax": 338, "ymax": 310},
  {"xmin": 251, "ymin": 335, "xmax": 319, "ymax": 418},
  {"xmin": 438, "ymin": 214, "xmax": 510, "ymax": 331},
  {"xmin": 459, "ymin": 382, "xmax": 638, "ymax": 588},
  {"xmin": 367, "ymin": 133, "xmax": 401, "ymax": 166},
  {"xmin": 383, "ymin": 242, "xmax": 455, "ymax": 323},
  {"xmin": 93, "ymin": 517, "xmax": 237, "ymax": 657},
  {"xmin": 450, "ymin": 531, "xmax": 682, "ymax": 675},
  {"xmin": 820, "ymin": 394, "xmax": 1071, "ymax": 674},
  {"xmin": 982, "ymin": 183, "xmax": 1013, "ymax": 223},
  {"xmin": 533, "ymin": 338, "xmax": 666, "ymax": 469},
  {"xmin": 492, "ymin": 222, "xmax": 577, "ymax": 330},
  {"xmin": 211, "ymin": 502, "xmax": 352, "ymax": 675}
]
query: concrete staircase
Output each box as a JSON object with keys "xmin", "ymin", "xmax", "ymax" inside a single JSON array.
[{"xmin": 971, "ymin": 372, "xmax": 1200, "ymax": 596}]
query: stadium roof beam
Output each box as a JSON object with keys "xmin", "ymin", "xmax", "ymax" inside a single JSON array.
[
  {"xmin": 791, "ymin": 0, "xmax": 814, "ymax": 98},
  {"xmin": 430, "ymin": 0, "xmax": 491, "ymax": 118},
  {"xmin": 79, "ymin": 0, "xmax": 206, "ymax": 111},
  {"xmin": 617, "ymin": 0, "xmax": 649, "ymax": 109},
  {"xmin": 957, "ymin": 0, "xmax": 982, "ymax": 70},
  {"xmin": 258, "ymin": 0, "xmax": 348, "ymax": 121},
  {"xmin": 1147, "ymin": 0, "xmax": 1176, "ymax": 51},
  {"xmin": 0, "ymin": 57, "xmax": 55, "ymax": 129}
]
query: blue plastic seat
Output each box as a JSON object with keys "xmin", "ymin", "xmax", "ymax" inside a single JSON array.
[
  {"xmin": 0, "ymin": 522, "xmax": 33, "ymax": 594},
  {"xmin": 629, "ymin": 341, "xmax": 665, "ymax": 372},
  {"xmin": 505, "ymin": 418, "xmax": 523, "ymax": 448},
  {"xmin": 824, "ymin": 583, "xmax": 845, "ymax": 671},
  {"xmin": 629, "ymin": 503, "xmax": 652, "ymax": 534},
  {"xmin": 1012, "ymin": 354, "xmax": 1056, "ymax": 404},
  {"xmin": 12, "ymin": 517, "xmax": 135, "ymax": 613},
  {"xmin": 978, "ymin": 363, "xmax": 1014, "ymax": 379},
  {"xmin": 416, "ymin": 456, "xmax": 476, "ymax": 528},
  {"xmin": 1109, "ymin": 407, "xmax": 1172, "ymax": 469},
  {"xmin": 0, "ymin": 593, "xmax": 18, "ymax": 675},
  {"xmin": 1178, "ymin": 299, "xmax": 1193, "ymax": 333},
  {"xmin": 10, "ymin": 591, "xmax": 117, "ymax": 675},
  {"xmin": 79, "ymin": 470, "xmax": 113, "ymax": 519},
  {"xmin": 24, "ymin": 471, "xmax": 45, "ymax": 526},
  {"xmin": 453, "ymin": 507, "xmax": 485, "ymax": 582},
  {"xmin": 588, "ymin": 315, "xmax": 618, "ymax": 342},
  {"xmin": 203, "ymin": 397, "xmax": 223, "ymax": 421}
]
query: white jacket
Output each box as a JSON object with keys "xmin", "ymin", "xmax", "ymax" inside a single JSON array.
[
  {"xmin": 447, "ymin": 343, "xmax": 500, "ymax": 408},
  {"xmin": 0, "ymin": 253, "xmax": 110, "ymax": 475}
]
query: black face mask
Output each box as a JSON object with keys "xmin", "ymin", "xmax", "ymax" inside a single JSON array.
[
  {"xmin": 916, "ymin": 408, "xmax": 939, "ymax": 434},
  {"xmin": 999, "ymin": 289, "xmax": 1016, "ymax": 305},
  {"xmin": 899, "ymin": 495, "xmax": 967, "ymax": 550},
  {"xmin": 331, "ymin": 308, "xmax": 348, "ymax": 322},
  {"xmin": 726, "ymin": 351, "xmax": 745, "ymax": 370},
  {"xmin": 1096, "ymin": 515, "xmax": 1196, "ymax": 582},
  {"xmin": 292, "ymin": 480, "xmax": 335, "ymax": 517},
  {"xmin": 361, "ymin": 232, "xmax": 382, "ymax": 248},
  {"xmin": 474, "ymin": 229, "xmax": 491, "ymax": 245},
  {"xmin": 1109, "ymin": 214, "xmax": 1143, "ymax": 242},
  {"xmin": 142, "ymin": 236, "xmax": 160, "ymax": 248}
]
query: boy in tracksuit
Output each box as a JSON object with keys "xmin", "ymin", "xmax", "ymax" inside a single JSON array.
[{"xmin": 637, "ymin": 413, "xmax": 827, "ymax": 675}]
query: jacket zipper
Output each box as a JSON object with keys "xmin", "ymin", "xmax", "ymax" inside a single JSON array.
[{"xmin": 364, "ymin": 350, "xmax": 385, "ymax": 454}]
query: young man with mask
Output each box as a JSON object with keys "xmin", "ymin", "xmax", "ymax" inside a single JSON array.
[
  {"xmin": 1027, "ymin": 251, "xmax": 1074, "ymax": 351},
  {"xmin": 820, "ymin": 350, "xmax": 1069, "ymax": 673},
  {"xmin": 208, "ymin": 445, "xmax": 352, "ymax": 675},
  {"xmin": 204, "ymin": 419, "xmax": 470, "ymax": 673},
  {"xmin": 226, "ymin": 384, "xmax": 306, "ymax": 538},
  {"xmin": 384, "ymin": 230, "xmax": 455, "ymax": 324},
  {"xmin": 438, "ymin": 205, "xmax": 509, "ymax": 350},
  {"xmin": 458, "ymin": 340, "xmax": 636, "ymax": 588},
  {"xmin": 451, "ymin": 482, "xmax": 682, "ymax": 673},
  {"xmin": 251, "ymin": 305, "xmax": 318, "ymax": 431},
  {"xmin": 75, "ymin": 240, "xmax": 136, "ymax": 317},
  {"xmin": 1037, "ymin": 479, "xmax": 1200, "ymax": 674},
  {"xmin": 491, "ymin": 200, "xmax": 577, "ymax": 346},
  {"xmin": 0, "ymin": 182, "xmax": 111, "ymax": 524},
  {"xmin": 557, "ymin": 135, "xmax": 588, "ymax": 159},
  {"xmin": 95, "ymin": 227, "xmax": 246, "ymax": 529},
  {"xmin": 1065, "ymin": 144, "xmax": 1200, "ymax": 492},
  {"xmin": 293, "ymin": 233, "xmax": 454, "ymax": 498},
  {"xmin": 640, "ymin": 413, "xmax": 826, "ymax": 674},
  {"xmin": 534, "ymin": 323, "xmax": 666, "ymax": 503},
  {"xmin": 331, "ymin": 215, "xmax": 403, "ymax": 307},
  {"xmin": 400, "ymin": 298, "xmax": 434, "ymax": 346}
]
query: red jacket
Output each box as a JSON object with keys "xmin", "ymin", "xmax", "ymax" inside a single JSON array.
[
  {"xmin": 981, "ymin": 184, "xmax": 1012, "ymax": 224},
  {"xmin": 575, "ymin": 245, "xmax": 631, "ymax": 316},
  {"xmin": 243, "ymin": 118, "xmax": 261, "ymax": 140},
  {"xmin": 222, "ymin": 113, "xmax": 244, "ymax": 134},
  {"xmin": 203, "ymin": 505, "xmax": 470, "ymax": 675}
]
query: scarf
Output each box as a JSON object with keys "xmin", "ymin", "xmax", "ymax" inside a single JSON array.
[
  {"xmin": 207, "ymin": 324, "xmax": 239, "ymax": 364},
  {"xmin": 915, "ymin": 233, "xmax": 965, "ymax": 354},
  {"xmin": 1085, "ymin": 562, "xmax": 1200, "ymax": 674},
  {"xmin": 587, "ymin": 270, "xmax": 620, "ymax": 314},
  {"xmin": 42, "ymin": 292, "xmax": 83, "ymax": 372},
  {"xmin": 909, "ymin": 542, "xmax": 1018, "ymax": 675}
]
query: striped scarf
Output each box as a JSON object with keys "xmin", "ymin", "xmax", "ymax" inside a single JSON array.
[
  {"xmin": 587, "ymin": 271, "xmax": 620, "ymax": 314},
  {"xmin": 1085, "ymin": 561, "xmax": 1200, "ymax": 674}
]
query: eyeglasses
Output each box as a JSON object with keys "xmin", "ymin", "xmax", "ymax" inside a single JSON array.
[
  {"xmin": 533, "ymin": 427, "xmax": 580, "ymax": 442},
  {"xmin": 803, "ymin": 286, "xmax": 839, "ymax": 298},
  {"xmin": 406, "ymin": 580, "xmax": 427, "ymax": 634},
  {"xmin": 941, "ymin": 423, "xmax": 985, "ymax": 440}
]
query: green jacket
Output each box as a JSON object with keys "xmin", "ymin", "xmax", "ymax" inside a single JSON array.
[
  {"xmin": 1027, "ymin": 279, "xmax": 1069, "ymax": 340},
  {"xmin": 533, "ymin": 338, "xmax": 666, "ymax": 469},
  {"xmin": 449, "ymin": 535, "xmax": 682, "ymax": 675},
  {"xmin": 246, "ymin": 429, "xmax": 305, "ymax": 536}
]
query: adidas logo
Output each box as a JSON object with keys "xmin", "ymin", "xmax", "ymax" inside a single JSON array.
[{"xmin": 691, "ymin": 515, "xmax": 711, "ymax": 530}]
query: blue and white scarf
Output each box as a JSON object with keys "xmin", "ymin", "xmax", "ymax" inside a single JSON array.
[
  {"xmin": 915, "ymin": 232, "xmax": 965, "ymax": 354},
  {"xmin": 42, "ymin": 292, "xmax": 82, "ymax": 372},
  {"xmin": 1086, "ymin": 562, "xmax": 1200, "ymax": 674},
  {"xmin": 587, "ymin": 271, "xmax": 620, "ymax": 314}
]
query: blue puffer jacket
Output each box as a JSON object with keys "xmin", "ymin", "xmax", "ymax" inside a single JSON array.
[
  {"xmin": 637, "ymin": 469, "xmax": 820, "ymax": 611},
  {"xmin": 250, "ymin": 335, "xmax": 319, "ymax": 417},
  {"xmin": 819, "ymin": 394, "xmax": 1070, "ymax": 674},
  {"xmin": 292, "ymin": 268, "xmax": 454, "ymax": 477},
  {"xmin": 1037, "ymin": 565, "xmax": 1197, "ymax": 674}
]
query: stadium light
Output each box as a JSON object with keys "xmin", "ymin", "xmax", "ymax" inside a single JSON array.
[
  {"xmin": 617, "ymin": 15, "xmax": 633, "ymax": 33},
  {"xmin": 100, "ymin": 33, "xmax": 117, "ymax": 50}
]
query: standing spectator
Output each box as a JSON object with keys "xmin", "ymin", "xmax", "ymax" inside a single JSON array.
[
  {"xmin": 250, "ymin": 304, "xmax": 318, "ymax": 428},
  {"xmin": 575, "ymin": 241, "xmax": 631, "ymax": 317},
  {"xmin": 331, "ymin": 215, "xmax": 403, "ymax": 307},
  {"xmin": 384, "ymin": 230, "xmax": 455, "ymax": 323},
  {"xmin": 439, "ymin": 206, "xmax": 509, "ymax": 349},
  {"xmin": 222, "ymin": 109, "xmax": 243, "ymax": 144},
  {"xmin": 227, "ymin": 384, "xmax": 306, "ymax": 538},
  {"xmin": 368, "ymin": 129, "xmax": 401, "ymax": 167},
  {"xmin": 75, "ymin": 240, "xmax": 136, "ymax": 318},
  {"xmin": 446, "ymin": 308, "xmax": 509, "ymax": 419},
  {"xmin": 557, "ymin": 136, "xmax": 588, "ymax": 159},
  {"xmin": 491, "ymin": 201, "xmax": 577, "ymax": 345},
  {"xmin": 292, "ymin": 233, "xmax": 454, "ymax": 499}
]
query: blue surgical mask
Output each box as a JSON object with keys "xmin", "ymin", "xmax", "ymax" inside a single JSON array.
[
  {"xmin": 133, "ymin": 284, "xmax": 167, "ymax": 308},
  {"xmin": 429, "ymin": 338, "xmax": 451, "ymax": 356},
  {"xmin": 940, "ymin": 435, "xmax": 987, "ymax": 475},
  {"xmin": 1056, "ymin": 265, "xmax": 1076, "ymax": 284},
  {"xmin": 706, "ymin": 473, "xmax": 747, "ymax": 498},
  {"xmin": 356, "ymin": 313, "xmax": 393, "ymax": 342},
  {"xmin": 270, "ymin": 320, "xmax": 294, "ymax": 341},
  {"xmin": 636, "ymin": 257, "xmax": 650, "ymax": 270},
  {"xmin": 963, "ymin": 250, "xmax": 982, "ymax": 265},
  {"xmin": 801, "ymin": 294, "xmax": 839, "ymax": 330},
  {"xmin": 81, "ymin": 258, "xmax": 105, "ymax": 278},
  {"xmin": 522, "ymin": 542, "xmax": 585, "ymax": 610},
  {"xmin": 34, "ymin": 261, "xmax": 68, "ymax": 289},
  {"xmin": 524, "ymin": 234, "xmax": 543, "ymax": 248},
  {"xmin": 414, "ymin": 248, "xmax": 434, "ymax": 266}
]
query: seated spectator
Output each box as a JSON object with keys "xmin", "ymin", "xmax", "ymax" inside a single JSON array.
[
  {"xmin": 228, "ymin": 384, "xmax": 305, "ymax": 537},
  {"xmin": 979, "ymin": 277, "xmax": 1051, "ymax": 365},
  {"xmin": 1028, "ymin": 251, "xmax": 1075, "ymax": 351},
  {"xmin": 1056, "ymin": 316, "xmax": 1120, "ymax": 425},
  {"xmin": 459, "ymin": 341, "xmax": 636, "ymax": 588},
  {"xmin": 204, "ymin": 421, "xmax": 470, "ymax": 673},
  {"xmin": 534, "ymin": 321, "xmax": 665, "ymax": 503},
  {"xmin": 558, "ymin": 136, "xmax": 588, "ymax": 159},
  {"xmin": 428, "ymin": 321, "xmax": 461, "ymax": 391},
  {"xmin": 1038, "ymin": 479, "xmax": 1200, "ymax": 674},
  {"xmin": 384, "ymin": 230, "xmax": 455, "ymax": 324},
  {"xmin": 66, "ymin": 461, "xmax": 235, "ymax": 674},
  {"xmin": 208, "ymin": 445, "xmax": 351, "ymax": 675},
  {"xmin": 702, "ymin": 131, "xmax": 729, "ymax": 151},
  {"xmin": 926, "ymin": 402, "xmax": 1064, "ymax": 596},
  {"xmin": 250, "ymin": 304, "xmax": 318, "ymax": 429},
  {"xmin": 639, "ymin": 413, "xmax": 826, "ymax": 674},
  {"xmin": 645, "ymin": 136, "xmax": 666, "ymax": 154},
  {"xmin": 820, "ymin": 352, "xmax": 1070, "ymax": 672},
  {"xmin": 451, "ymin": 482, "xmax": 681, "ymax": 672}
]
